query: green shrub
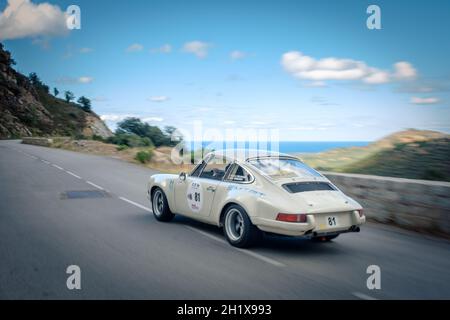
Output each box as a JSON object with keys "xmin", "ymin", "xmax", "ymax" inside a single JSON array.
[
  {"xmin": 135, "ymin": 150, "xmax": 153, "ymax": 164},
  {"xmin": 92, "ymin": 134, "xmax": 105, "ymax": 142},
  {"xmin": 116, "ymin": 144, "xmax": 128, "ymax": 151},
  {"xmin": 73, "ymin": 133, "xmax": 86, "ymax": 140},
  {"xmin": 107, "ymin": 133, "xmax": 154, "ymax": 148}
]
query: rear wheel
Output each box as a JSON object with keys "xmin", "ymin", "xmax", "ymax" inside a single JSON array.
[
  {"xmin": 312, "ymin": 234, "xmax": 339, "ymax": 242},
  {"xmin": 223, "ymin": 205, "xmax": 260, "ymax": 248},
  {"xmin": 152, "ymin": 188, "xmax": 174, "ymax": 222}
]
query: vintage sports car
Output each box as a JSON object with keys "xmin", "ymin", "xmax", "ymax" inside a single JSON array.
[{"xmin": 147, "ymin": 150, "xmax": 365, "ymax": 248}]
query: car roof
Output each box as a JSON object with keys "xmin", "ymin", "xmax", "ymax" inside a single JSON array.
[{"xmin": 206, "ymin": 149, "xmax": 298, "ymax": 163}]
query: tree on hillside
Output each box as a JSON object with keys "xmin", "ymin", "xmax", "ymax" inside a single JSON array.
[
  {"xmin": 53, "ymin": 87, "xmax": 59, "ymax": 97},
  {"xmin": 28, "ymin": 72, "xmax": 49, "ymax": 93},
  {"xmin": 0, "ymin": 44, "xmax": 16, "ymax": 66},
  {"xmin": 116, "ymin": 117, "xmax": 177, "ymax": 147},
  {"xmin": 116, "ymin": 117, "xmax": 149, "ymax": 137},
  {"xmin": 28, "ymin": 72, "xmax": 40, "ymax": 85},
  {"xmin": 64, "ymin": 91, "xmax": 75, "ymax": 103},
  {"xmin": 77, "ymin": 96, "xmax": 92, "ymax": 112}
]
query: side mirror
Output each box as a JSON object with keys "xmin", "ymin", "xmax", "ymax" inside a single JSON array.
[{"xmin": 179, "ymin": 172, "xmax": 187, "ymax": 181}]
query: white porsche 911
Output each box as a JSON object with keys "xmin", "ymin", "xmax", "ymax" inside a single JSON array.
[{"xmin": 147, "ymin": 150, "xmax": 365, "ymax": 248}]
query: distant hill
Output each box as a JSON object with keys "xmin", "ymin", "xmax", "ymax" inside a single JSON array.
[
  {"xmin": 302, "ymin": 129, "xmax": 450, "ymax": 182},
  {"xmin": 0, "ymin": 43, "xmax": 112, "ymax": 139}
]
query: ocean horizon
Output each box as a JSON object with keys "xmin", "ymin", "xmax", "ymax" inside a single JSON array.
[{"xmin": 184, "ymin": 141, "xmax": 371, "ymax": 154}]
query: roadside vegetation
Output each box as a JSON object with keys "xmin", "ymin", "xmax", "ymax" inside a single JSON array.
[
  {"xmin": 50, "ymin": 117, "xmax": 191, "ymax": 172},
  {"xmin": 301, "ymin": 129, "xmax": 450, "ymax": 182},
  {"xmin": 135, "ymin": 150, "xmax": 154, "ymax": 164}
]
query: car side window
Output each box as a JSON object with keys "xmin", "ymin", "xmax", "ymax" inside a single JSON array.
[
  {"xmin": 190, "ymin": 161, "xmax": 205, "ymax": 177},
  {"xmin": 226, "ymin": 164, "xmax": 253, "ymax": 183},
  {"xmin": 199, "ymin": 156, "xmax": 231, "ymax": 181}
]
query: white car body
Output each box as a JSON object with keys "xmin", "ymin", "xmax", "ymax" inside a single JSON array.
[{"xmin": 147, "ymin": 150, "xmax": 365, "ymax": 246}]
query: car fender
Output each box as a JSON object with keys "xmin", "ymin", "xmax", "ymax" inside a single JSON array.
[
  {"xmin": 211, "ymin": 182, "xmax": 285, "ymax": 226},
  {"xmin": 148, "ymin": 174, "xmax": 178, "ymax": 212}
]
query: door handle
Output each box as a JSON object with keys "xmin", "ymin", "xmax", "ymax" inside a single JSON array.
[{"xmin": 206, "ymin": 186, "xmax": 216, "ymax": 192}]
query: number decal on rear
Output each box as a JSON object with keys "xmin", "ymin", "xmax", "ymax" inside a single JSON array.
[{"xmin": 327, "ymin": 216, "xmax": 337, "ymax": 227}]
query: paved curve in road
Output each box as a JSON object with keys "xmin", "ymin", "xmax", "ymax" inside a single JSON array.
[{"xmin": 1, "ymin": 140, "xmax": 449, "ymax": 299}]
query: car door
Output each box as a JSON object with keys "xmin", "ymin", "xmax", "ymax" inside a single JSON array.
[{"xmin": 174, "ymin": 155, "xmax": 231, "ymax": 220}]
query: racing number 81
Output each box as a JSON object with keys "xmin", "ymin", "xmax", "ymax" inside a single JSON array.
[{"xmin": 328, "ymin": 217, "xmax": 337, "ymax": 226}]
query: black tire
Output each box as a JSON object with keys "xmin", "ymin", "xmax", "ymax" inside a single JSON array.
[
  {"xmin": 151, "ymin": 188, "xmax": 175, "ymax": 222},
  {"xmin": 223, "ymin": 204, "xmax": 261, "ymax": 248},
  {"xmin": 311, "ymin": 234, "xmax": 339, "ymax": 242}
]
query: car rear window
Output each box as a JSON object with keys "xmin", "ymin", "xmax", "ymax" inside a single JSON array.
[
  {"xmin": 282, "ymin": 181, "xmax": 336, "ymax": 193},
  {"xmin": 247, "ymin": 157, "xmax": 322, "ymax": 180}
]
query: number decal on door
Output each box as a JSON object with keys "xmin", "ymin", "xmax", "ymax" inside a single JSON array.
[{"xmin": 187, "ymin": 182, "xmax": 203, "ymax": 213}]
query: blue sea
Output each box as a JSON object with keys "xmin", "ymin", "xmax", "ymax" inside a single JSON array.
[{"xmin": 185, "ymin": 141, "xmax": 370, "ymax": 154}]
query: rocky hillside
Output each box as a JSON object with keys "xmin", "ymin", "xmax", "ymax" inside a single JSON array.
[
  {"xmin": 0, "ymin": 43, "xmax": 112, "ymax": 139},
  {"xmin": 302, "ymin": 129, "xmax": 450, "ymax": 181}
]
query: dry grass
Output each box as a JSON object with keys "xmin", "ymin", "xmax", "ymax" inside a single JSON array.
[{"xmin": 51, "ymin": 137, "xmax": 195, "ymax": 173}]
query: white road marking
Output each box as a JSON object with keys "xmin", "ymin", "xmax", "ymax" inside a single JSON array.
[
  {"xmin": 235, "ymin": 248, "xmax": 286, "ymax": 267},
  {"xmin": 352, "ymin": 292, "xmax": 378, "ymax": 300},
  {"xmin": 86, "ymin": 181, "xmax": 104, "ymax": 190},
  {"xmin": 30, "ymin": 155, "xmax": 38, "ymax": 160},
  {"xmin": 65, "ymin": 171, "xmax": 81, "ymax": 179},
  {"xmin": 51, "ymin": 164, "xmax": 64, "ymax": 170},
  {"xmin": 185, "ymin": 225, "xmax": 228, "ymax": 244},
  {"xmin": 41, "ymin": 160, "xmax": 50, "ymax": 164},
  {"xmin": 185, "ymin": 225, "xmax": 286, "ymax": 268},
  {"xmin": 118, "ymin": 196, "xmax": 152, "ymax": 213}
]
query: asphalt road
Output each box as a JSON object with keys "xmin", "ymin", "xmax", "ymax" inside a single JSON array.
[{"xmin": 1, "ymin": 140, "xmax": 449, "ymax": 299}]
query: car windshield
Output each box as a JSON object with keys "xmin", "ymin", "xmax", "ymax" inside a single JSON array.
[{"xmin": 247, "ymin": 157, "xmax": 322, "ymax": 180}]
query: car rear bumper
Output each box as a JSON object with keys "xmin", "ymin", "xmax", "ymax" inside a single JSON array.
[{"xmin": 252, "ymin": 210, "xmax": 366, "ymax": 237}]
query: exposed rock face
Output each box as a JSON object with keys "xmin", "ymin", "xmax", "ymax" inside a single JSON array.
[
  {"xmin": 0, "ymin": 43, "xmax": 112, "ymax": 139},
  {"xmin": 83, "ymin": 114, "xmax": 113, "ymax": 138}
]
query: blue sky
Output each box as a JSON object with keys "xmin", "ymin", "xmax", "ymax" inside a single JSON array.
[{"xmin": 1, "ymin": 0, "xmax": 450, "ymax": 141}]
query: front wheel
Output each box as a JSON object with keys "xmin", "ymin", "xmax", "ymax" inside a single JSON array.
[
  {"xmin": 223, "ymin": 205, "xmax": 261, "ymax": 248},
  {"xmin": 152, "ymin": 188, "xmax": 174, "ymax": 222}
]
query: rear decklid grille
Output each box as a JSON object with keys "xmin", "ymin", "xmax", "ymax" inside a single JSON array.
[{"xmin": 282, "ymin": 181, "xmax": 336, "ymax": 193}]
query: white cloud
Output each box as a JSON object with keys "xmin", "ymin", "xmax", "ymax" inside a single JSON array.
[
  {"xmin": 410, "ymin": 96, "xmax": 440, "ymax": 105},
  {"xmin": 305, "ymin": 81, "xmax": 327, "ymax": 87},
  {"xmin": 286, "ymin": 126, "xmax": 330, "ymax": 131},
  {"xmin": 78, "ymin": 76, "xmax": 93, "ymax": 84},
  {"xmin": 79, "ymin": 47, "xmax": 93, "ymax": 54},
  {"xmin": 250, "ymin": 121, "xmax": 267, "ymax": 125},
  {"xmin": 126, "ymin": 43, "xmax": 144, "ymax": 52},
  {"xmin": 281, "ymin": 51, "xmax": 417, "ymax": 85},
  {"xmin": 394, "ymin": 62, "xmax": 417, "ymax": 80},
  {"xmin": 182, "ymin": 41, "xmax": 211, "ymax": 58},
  {"xmin": 149, "ymin": 96, "xmax": 169, "ymax": 102},
  {"xmin": 363, "ymin": 70, "xmax": 391, "ymax": 84},
  {"xmin": 142, "ymin": 117, "xmax": 164, "ymax": 122},
  {"xmin": 55, "ymin": 76, "xmax": 93, "ymax": 84},
  {"xmin": 150, "ymin": 44, "xmax": 171, "ymax": 54},
  {"xmin": 100, "ymin": 114, "xmax": 135, "ymax": 122},
  {"xmin": 230, "ymin": 50, "xmax": 246, "ymax": 60},
  {"xmin": 0, "ymin": 0, "xmax": 68, "ymax": 41},
  {"xmin": 92, "ymin": 96, "xmax": 108, "ymax": 102},
  {"xmin": 100, "ymin": 114, "xmax": 163, "ymax": 126}
]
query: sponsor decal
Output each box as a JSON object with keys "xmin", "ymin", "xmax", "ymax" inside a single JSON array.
[
  {"xmin": 227, "ymin": 185, "xmax": 265, "ymax": 197},
  {"xmin": 187, "ymin": 181, "xmax": 202, "ymax": 212}
]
